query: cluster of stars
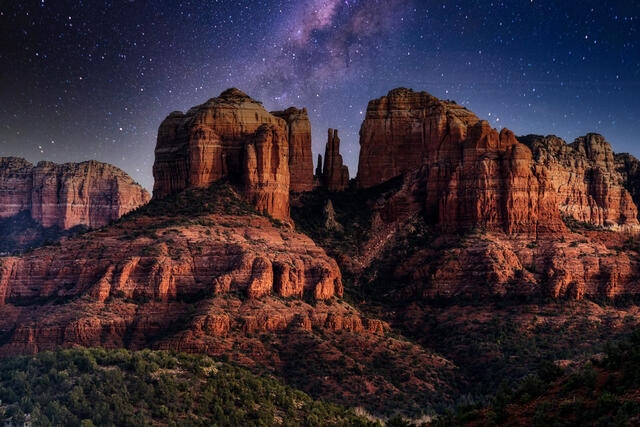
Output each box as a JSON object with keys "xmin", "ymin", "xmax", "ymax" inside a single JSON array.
[{"xmin": 0, "ymin": 1, "xmax": 638, "ymax": 190}]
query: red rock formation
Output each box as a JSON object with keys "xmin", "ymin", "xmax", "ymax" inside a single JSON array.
[
  {"xmin": 357, "ymin": 88, "xmax": 637, "ymax": 235},
  {"xmin": 271, "ymin": 107, "xmax": 315, "ymax": 193},
  {"xmin": 357, "ymin": 88, "xmax": 479, "ymax": 188},
  {"xmin": 322, "ymin": 129, "xmax": 350, "ymax": 192},
  {"xmin": 153, "ymin": 89, "xmax": 316, "ymax": 218},
  {"xmin": 350, "ymin": 88, "xmax": 640, "ymax": 301},
  {"xmin": 243, "ymin": 124, "xmax": 291, "ymax": 219},
  {"xmin": 0, "ymin": 157, "xmax": 150, "ymax": 230},
  {"xmin": 521, "ymin": 133, "xmax": 639, "ymax": 229}
]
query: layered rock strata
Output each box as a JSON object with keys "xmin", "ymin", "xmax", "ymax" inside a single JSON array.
[
  {"xmin": 520, "ymin": 134, "xmax": 638, "ymax": 229},
  {"xmin": 271, "ymin": 107, "xmax": 315, "ymax": 192},
  {"xmin": 357, "ymin": 88, "xmax": 638, "ymax": 234},
  {"xmin": 0, "ymin": 157, "xmax": 150, "ymax": 230},
  {"xmin": 0, "ymin": 206, "xmax": 352, "ymax": 359},
  {"xmin": 153, "ymin": 89, "xmax": 315, "ymax": 218}
]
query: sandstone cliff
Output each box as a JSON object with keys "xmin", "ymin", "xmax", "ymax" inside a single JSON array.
[
  {"xmin": 0, "ymin": 183, "xmax": 456, "ymax": 413},
  {"xmin": 615, "ymin": 152, "xmax": 640, "ymax": 213},
  {"xmin": 271, "ymin": 107, "xmax": 315, "ymax": 193},
  {"xmin": 520, "ymin": 133, "xmax": 638, "ymax": 229},
  {"xmin": 340, "ymin": 88, "xmax": 640, "ymax": 301},
  {"xmin": 0, "ymin": 157, "xmax": 150, "ymax": 230},
  {"xmin": 153, "ymin": 89, "xmax": 315, "ymax": 219},
  {"xmin": 357, "ymin": 88, "xmax": 638, "ymax": 234}
]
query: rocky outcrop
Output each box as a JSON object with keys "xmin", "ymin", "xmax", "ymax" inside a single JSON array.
[
  {"xmin": 0, "ymin": 207, "xmax": 345, "ymax": 353},
  {"xmin": 356, "ymin": 88, "xmax": 638, "ymax": 234},
  {"xmin": 321, "ymin": 129, "xmax": 349, "ymax": 192},
  {"xmin": 153, "ymin": 89, "xmax": 316, "ymax": 218},
  {"xmin": 0, "ymin": 157, "xmax": 150, "ymax": 230},
  {"xmin": 357, "ymin": 88, "xmax": 480, "ymax": 188},
  {"xmin": 615, "ymin": 152, "xmax": 640, "ymax": 216},
  {"xmin": 271, "ymin": 107, "xmax": 315, "ymax": 193},
  {"xmin": 349, "ymin": 88, "xmax": 640, "ymax": 302},
  {"xmin": 521, "ymin": 134, "xmax": 638, "ymax": 229}
]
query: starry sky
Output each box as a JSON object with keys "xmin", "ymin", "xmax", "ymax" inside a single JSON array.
[{"xmin": 1, "ymin": 1, "xmax": 639, "ymax": 190}]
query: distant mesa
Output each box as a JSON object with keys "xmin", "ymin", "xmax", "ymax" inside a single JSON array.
[{"xmin": 0, "ymin": 157, "xmax": 150, "ymax": 251}]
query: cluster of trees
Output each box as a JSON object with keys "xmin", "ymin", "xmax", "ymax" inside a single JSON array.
[
  {"xmin": 0, "ymin": 347, "xmax": 376, "ymax": 426},
  {"xmin": 436, "ymin": 330, "xmax": 640, "ymax": 426}
]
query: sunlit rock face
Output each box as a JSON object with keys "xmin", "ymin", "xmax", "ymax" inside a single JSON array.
[
  {"xmin": 0, "ymin": 157, "xmax": 150, "ymax": 230},
  {"xmin": 357, "ymin": 88, "xmax": 638, "ymax": 234},
  {"xmin": 521, "ymin": 133, "xmax": 639, "ymax": 230},
  {"xmin": 153, "ymin": 88, "xmax": 315, "ymax": 219},
  {"xmin": 271, "ymin": 107, "xmax": 315, "ymax": 193}
]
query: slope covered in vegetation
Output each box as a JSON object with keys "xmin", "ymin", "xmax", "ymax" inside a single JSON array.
[{"xmin": 0, "ymin": 347, "xmax": 376, "ymax": 426}]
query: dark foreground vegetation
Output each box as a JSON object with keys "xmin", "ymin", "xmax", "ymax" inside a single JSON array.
[
  {"xmin": 0, "ymin": 347, "xmax": 376, "ymax": 427},
  {"xmin": 434, "ymin": 330, "xmax": 640, "ymax": 426}
]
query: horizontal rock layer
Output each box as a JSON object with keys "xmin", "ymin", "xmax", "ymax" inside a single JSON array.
[
  {"xmin": 0, "ymin": 157, "xmax": 150, "ymax": 230},
  {"xmin": 357, "ymin": 88, "xmax": 638, "ymax": 234}
]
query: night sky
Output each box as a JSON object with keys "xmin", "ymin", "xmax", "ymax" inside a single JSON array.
[{"xmin": 1, "ymin": 1, "xmax": 639, "ymax": 191}]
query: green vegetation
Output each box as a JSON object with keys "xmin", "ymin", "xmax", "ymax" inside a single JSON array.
[
  {"xmin": 436, "ymin": 329, "xmax": 640, "ymax": 426},
  {"xmin": 0, "ymin": 347, "xmax": 377, "ymax": 427},
  {"xmin": 125, "ymin": 180, "xmax": 259, "ymax": 221}
]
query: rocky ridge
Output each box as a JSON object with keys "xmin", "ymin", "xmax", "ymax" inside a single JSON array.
[
  {"xmin": 330, "ymin": 88, "xmax": 640, "ymax": 301},
  {"xmin": 0, "ymin": 183, "xmax": 455, "ymax": 414}
]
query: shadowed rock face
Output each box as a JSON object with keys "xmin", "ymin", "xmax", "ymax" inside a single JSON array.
[
  {"xmin": 153, "ymin": 88, "xmax": 315, "ymax": 219},
  {"xmin": 322, "ymin": 128, "xmax": 349, "ymax": 192},
  {"xmin": 0, "ymin": 157, "xmax": 150, "ymax": 230},
  {"xmin": 356, "ymin": 88, "xmax": 638, "ymax": 235}
]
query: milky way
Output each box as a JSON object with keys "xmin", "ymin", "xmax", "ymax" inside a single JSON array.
[{"xmin": 1, "ymin": 1, "xmax": 639, "ymax": 190}]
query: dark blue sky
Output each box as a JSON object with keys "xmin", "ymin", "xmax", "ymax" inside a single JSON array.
[{"xmin": 1, "ymin": 1, "xmax": 638, "ymax": 190}]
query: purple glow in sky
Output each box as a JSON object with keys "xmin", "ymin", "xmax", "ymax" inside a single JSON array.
[{"xmin": 1, "ymin": 1, "xmax": 639, "ymax": 190}]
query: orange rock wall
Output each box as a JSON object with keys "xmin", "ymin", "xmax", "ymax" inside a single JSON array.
[
  {"xmin": 357, "ymin": 88, "xmax": 638, "ymax": 233},
  {"xmin": 0, "ymin": 157, "xmax": 150, "ymax": 230},
  {"xmin": 153, "ymin": 89, "xmax": 315, "ymax": 218}
]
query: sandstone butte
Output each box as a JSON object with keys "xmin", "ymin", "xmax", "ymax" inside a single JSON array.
[
  {"xmin": 152, "ymin": 88, "xmax": 315, "ymax": 219},
  {"xmin": 0, "ymin": 157, "xmax": 150, "ymax": 230},
  {"xmin": 357, "ymin": 87, "xmax": 638, "ymax": 234},
  {"xmin": 354, "ymin": 87, "xmax": 640, "ymax": 300}
]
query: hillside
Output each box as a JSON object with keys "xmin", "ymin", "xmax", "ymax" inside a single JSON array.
[{"xmin": 0, "ymin": 347, "xmax": 375, "ymax": 426}]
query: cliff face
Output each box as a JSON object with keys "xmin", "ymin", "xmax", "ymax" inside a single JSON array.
[
  {"xmin": 346, "ymin": 88, "xmax": 640, "ymax": 301},
  {"xmin": 521, "ymin": 133, "xmax": 639, "ymax": 229},
  {"xmin": 271, "ymin": 107, "xmax": 315, "ymax": 193},
  {"xmin": 357, "ymin": 88, "xmax": 637, "ymax": 234},
  {"xmin": 0, "ymin": 157, "xmax": 150, "ymax": 230},
  {"xmin": 153, "ymin": 89, "xmax": 315, "ymax": 218}
]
